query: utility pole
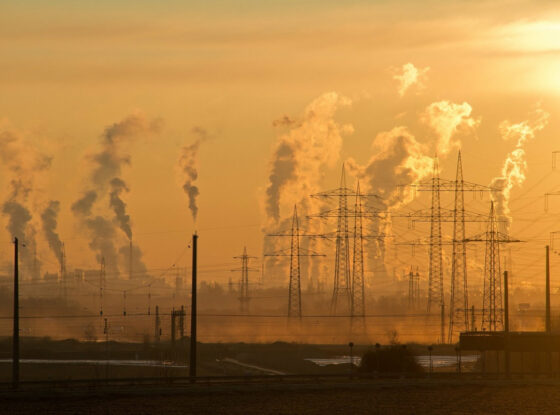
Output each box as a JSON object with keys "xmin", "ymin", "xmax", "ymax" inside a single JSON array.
[
  {"xmin": 13, "ymin": 237, "xmax": 19, "ymax": 389},
  {"xmin": 189, "ymin": 233, "xmax": 198, "ymax": 378}
]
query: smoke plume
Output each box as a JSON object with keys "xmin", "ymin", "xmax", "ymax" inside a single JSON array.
[
  {"xmin": 177, "ymin": 127, "xmax": 207, "ymax": 222},
  {"xmin": 0, "ymin": 123, "xmax": 51, "ymax": 279},
  {"xmin": 72, "ymin": 113, "xmax": 161, "ymax": 273},
  {"xmin": 109, "ymin": 178, "xmax": 131, "ymax": 240},
  {"xmin": 421, "ymin": 100, "xmax": 479, "ymax": 155},
  {"xmin": 348, "ymin": 126, "xmax": 433, "ymax": 278},
  {"xmin": 491, "ymin": 106, "xmax": 549, "ymax": 232},
  {"xmin": 393, "ymin": 63, "xmax": 429, "ymax": 97},
  {"xmin": 265, "ymin": 92, "xmax": 353, "ymax": 223},
  {"xmin": 262, "ymin": 92, "xmax": 352, "ymax": 288},
  {"xmin": 41, "ymin": 200, "xmax": 63, "ymax": 265}
]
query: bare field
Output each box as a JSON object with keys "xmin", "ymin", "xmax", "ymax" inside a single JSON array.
[{"xmin": 1, "ymin": 381, "xmax": 560, "ymax": 414}]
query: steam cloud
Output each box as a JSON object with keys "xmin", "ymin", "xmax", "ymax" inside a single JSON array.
[
  {"xmin": 177, "ymin": 127, "xmax": 207, "ymax": 222},
  {"xmin": 393, "ymin": 63, "xmax": 430, "ymax": 97},
  {"xmin": 348, "ymin": 127, "xmax": 433, "ymax": 280},
  {"xmin": 0, "ymin": 123, "xmax": 51, "ymax": 279},
  {"xmin": 263, "ymin": 92, "xmax": 353, "ymax": 288},
  {"xmin": 421, "ymin": 100, "xmax": 479, "ymax": 155},
  {"xmin": 265, "ymin": 92, "xmax": 353, "ymax": 223},
  {"xmin": 72, "ymin": 113, "xmax": 161, "ymax": 274},
  {"xmin": 491, "ymin": 106, "xmax": 549, "ymax": 232},
  {"xmin": 41, "ymin": 200, "xmax": 63, "ymax": 266}
]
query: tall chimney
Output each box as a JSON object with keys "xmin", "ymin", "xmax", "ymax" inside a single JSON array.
[
  {"xmin": 13, "ymin": 237, "xmax": 19, "ymax": 389},
  {"xmin": 546, "ymin": 245, "xmax": 551, "ymax": 334},
  {"xmin": 189, "ymin": 233, "xmax": 198, "ymax": 379},
  {"xmin": 129, "ymin": 239, "xmax": 133, "ymax": 280}
]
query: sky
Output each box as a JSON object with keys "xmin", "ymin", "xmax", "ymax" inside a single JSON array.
[{"xmin": 1, "ymin": 0, "xmax": 560, "ymax": 294}]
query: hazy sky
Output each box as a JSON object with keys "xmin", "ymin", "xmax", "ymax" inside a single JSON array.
[{"xmin": 1, "ymin": 0, "xmax": 560, "ymax": 292}]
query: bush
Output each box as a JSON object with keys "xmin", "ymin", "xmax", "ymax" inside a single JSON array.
[{"xmin": 359, "ymin": 346, "xmax": 423, "ymax": 373}]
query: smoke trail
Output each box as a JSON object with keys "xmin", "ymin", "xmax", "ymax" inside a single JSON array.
[
  {"xmin": 41, "ymin": 200, "xmax": 63, "ymax": 265},
  {"xmin": 263, "ymin": 92, "xmax": 352, "ymax": 287},
  {"xmin": 491, "ymin": 106, "xmax": 549, "ymax": 232},
  {"xmin": 348, "ymin": 127, "xmax": 433, "ymax": 281},
  {"xmin": 177, "ymin": 127, "xmax": 207, "ymax": 222},
  {"xmin": 72, "ymin": 113, "xmax": 161, "ymax": 272},
  {"xmin": 265, "ymin": 92, "xmax": 353, "ymax": 223},
  {"xmin": 0, "ymin": 124, "xmax": 51, "ymax": 279},
  {"xmin": 393, "ymin": 63, "xmax": 430, "ymax": 97},
  {"xmin": 421, "ymin": 100, "xmax": 479, "ymax": 155},
  {"xmin": 109, "ymin": 178, "xmax": 131, "ymax": 240}
]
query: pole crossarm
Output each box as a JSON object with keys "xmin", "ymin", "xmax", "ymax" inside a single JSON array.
[
  {"xmin": 307, "ymin": 207, "xmax": 387, "ymax": 220},
  {"xmin": 403, "ymin": 179, "xmax": 500, "ymax": 193},
  {"xmin": 310, "ymin": 186, "xmax": 384, "ymax": 201},
  {"xmin": 396, "ymin": 237, "xmax": 455, "ymax": 246},
  {"xmin": 463, "ymin": 233, "xmax": 523, "ymax": 243},
  {"xmin": 264, "ymin": 248, "xmax": 325, "ymax": 257},
  {"xmin": 395, "ymin": 207, "xmax": 503, "ymax": 223}
]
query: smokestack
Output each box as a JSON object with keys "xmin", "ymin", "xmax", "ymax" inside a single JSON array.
[
  {"xmin": 129, "ymin": 239, "xmax": 133, "ymax": 280},
  {"xmin": 504, "ymin": 270, "xmax": 509, "ymax": 333},
  {"xmin": 546, "ymin": 245, "xmax": 551, "ymax": 334},
  {"xmin": 189, "ymin": 232, "xmax": 198, "ymax": 379},
  {"xmin": 12, "ymin": 237, "xmax": 19, "ymax": 389},
  {"xmin": 504, "ymin": 270, "xmax": 510, "ymax": 376}
]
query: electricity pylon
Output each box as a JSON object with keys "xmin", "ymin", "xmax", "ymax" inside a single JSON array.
[
  {"xmin": 265, "ymin": 205, "xmax": 325, "ymax": 319},
  {"xmin": 232, "ymin": 247, "xmax": 258, "ymax": 313},
  {"xmin": 351, "ymin": 182, "xmax": 365, "ymax": 319},
  {"xmin": 310, "ymin": 167, "xmax": 385, "ymax": 317},
  {"xmin": 448, "ymin": 151, "xmax": 468, "ymax": 342},
  {"xmin": 465, "ymin": 201, "xmax": 521, "ymax": 331},
  {"xmin": 408, "ymin": 266, "xmax": 420, "ymax": 309},
  {"xmin": 397, "ymin": 152, "xmax": 499, "ymax": 342}
]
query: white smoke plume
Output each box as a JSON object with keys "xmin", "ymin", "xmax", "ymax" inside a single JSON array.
[
  {"xmin": 0, "ymin": 122, "xmax": 51, "ymax": 279},
  {"xmin": 421, "ymin": 100, "xmax": 479, "ymax": 155},
  {"xmin": 265, "ymin": 92, "xmax": 353, "ymax": 224},
  {"xmin": 393, "ymin": 63, "xmax": 430, "ymax": 97},
  {"xmin": 72, "ymin": 113, "xmax": 161, "ymax": 273},
  {"xmin": 41, "ymin": 200, "xmax": 63, "ymax": 266},
  {"xmin": 348, "ymin": 127, "xmax": 433, "ymax": 277},
  {"xmin": 177, "ymin": 127, "xmax": 207, "ymax": 222},
  {"xmin": 491, "ymin": 106, "xmax": 549, "ymax": 232}
]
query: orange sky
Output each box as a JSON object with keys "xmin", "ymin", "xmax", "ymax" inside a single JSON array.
[{"xmin": 1, "ymin": 0, "xmax": 560, "ymax": 295}]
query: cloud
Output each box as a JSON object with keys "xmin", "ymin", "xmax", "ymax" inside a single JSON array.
[
  {"xmin": 393, "ymin": 63, "xmax": 430, "ymax": 97},
  {"xmin": 421, "ymin": 100, "xmax": 480, "ymax": 155},
  {"xmin": 491, "ymin": 106, "xmax": 549, "ymax": 231}
]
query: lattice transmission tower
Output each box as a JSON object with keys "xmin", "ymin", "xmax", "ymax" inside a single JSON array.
[
  {"xmin": 233, "ymin": 247, "xmax": 258, "ymax": 313},
  {"xmin": 265, "ymin": 205, "xmax": 325, "ymax": 319},
  {"xmin": 310, "ymin": 167, "xmax": 385, "ymax": 317},
  {"xmin": 397, "ymin": 152, "xmax": 498, "ymax": 342},
  {"xmin": 465, "ymin": 201, "xmax": 521, "ymax": 331},
  {"xmin": 448, "ymin": 151, "xmax": 468, "ymax": 342}
]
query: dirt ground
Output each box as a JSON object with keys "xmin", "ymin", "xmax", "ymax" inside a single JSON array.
[{"xmin": 1, "ymin": 380, "xmax": 560, "ymax": 414}]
